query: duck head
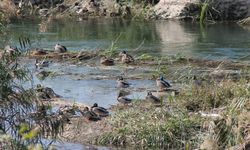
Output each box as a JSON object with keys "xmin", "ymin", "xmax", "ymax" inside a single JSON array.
[
  {"xmin": 117, "ymin": 76, "xmax": 124, "ymax": 81},
  {"xmin": 160, "ymin": 75, "xmax": 164, "ymax": 80},
  {"xmin": 93, "ymin": 103, "xmax": 98, "ymax": 107},
  {"xmin": 119, "ymin": 51, "xmax": 126, "ymax": 56},
  {"xmin": 193, "ymin": 75, "xmax": 197, "ymax": 80},
  {"xmin": 147, "ymin": 91, "xmax": 152, "ymax": 96}
]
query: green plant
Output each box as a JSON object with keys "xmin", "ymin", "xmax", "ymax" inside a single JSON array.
[
  {"xmin": 0, "ymin": 53, "xmax": 66, "ymax": 149},
  {"xmin": 100, "ymin": 34, "xmax": 122, "ymax": 57},
  {"xmin": 96, "ymin": 100, "xmax": 202, "ymax": 148},
  {"xmin": 200, "ymin": 1, "xmax": 209, "ymax": 24}
]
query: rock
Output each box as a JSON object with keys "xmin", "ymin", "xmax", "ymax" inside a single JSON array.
[
  {"xmin": 153, "ymin": 0, "xmax": 200, "ymax": 19},
  {"xmin": 152, "ymin": 0, "xmax": 250, "ymax": 20}
]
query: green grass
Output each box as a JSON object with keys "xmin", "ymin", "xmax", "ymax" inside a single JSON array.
[{"xmin": 96, "ymin": 100, "xmax": 202, "ymax": 148}]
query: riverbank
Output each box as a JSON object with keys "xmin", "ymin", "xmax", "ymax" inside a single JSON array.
[
  {"xmin": 23, "ymin": 48, "xmax": 250, "ymax": 149},
  {"xmin": 1, "ymin": 0, "xmax": 250, "ymax": 22}
]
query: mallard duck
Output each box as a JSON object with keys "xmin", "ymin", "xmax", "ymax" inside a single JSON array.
[
  {"xmin": 100, "ymin": 56, "xmax": 114, "ymax": 66},
  {"xmin": 36, "ymin": 91, "xmax": 50, "ymax": 100},
  {"xmin": 91, "ymin": 103, "xmax": 109, "ymax": 117},
  {"xmin": 119, "ymin": 51, "xmax": 134, "ymax": 64},
  {"xmin": 33, "ymin": 48, "xmax": 47, "ymax": 55},
  {"xmin": 35, "ymin": 84, "xmax": 60, "ymax": 99},
  {"xmin": 54, "ymin": 43, "xmax": 67, "ymax": 53},
  {"xmin": 35, "ymin": 59, "xmax": 49, "ymax": 69},
  {"xmin": 117, "ymin": 91, "xmax": 132, "ymax": 104},
  {"xmin": 81, "ymin": 107, "xmax": 101, "ymax": 121},
  {"xmin": 43, "ymin": 87, "xmax": 61, "ymax": 98},
  {"xmin": 117, "ymin": 76, "xmax": 130, "ymax": 88},
  {"xmin": 58, "ymin": 105, "xmax": 75, "ymax": 116},
  {"xmin": 156, "ymin": 75, "xmax": 171, "ymax": 90},
  {"xmin": 146, "ymin": 91, "xmax": 161, "ymax": 103}
]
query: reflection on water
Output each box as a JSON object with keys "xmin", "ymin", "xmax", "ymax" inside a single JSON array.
[{"xmin": 2, "ymin": 19, "xmax": 250, "ymax": 60}]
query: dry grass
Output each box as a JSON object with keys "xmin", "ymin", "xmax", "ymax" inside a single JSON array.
[{"xmin": 94, "ymin": 77, "xmax": 250, "ymax": 149}]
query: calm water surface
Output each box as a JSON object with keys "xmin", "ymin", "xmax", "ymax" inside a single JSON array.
[{"xmin": 2, "ymin": 19, "xmax": 250, "ymax": 60}]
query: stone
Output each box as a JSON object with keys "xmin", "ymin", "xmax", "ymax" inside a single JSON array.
[{"xmin": 153, "ymin": 0, "xmax": 250, "ymax": 20}]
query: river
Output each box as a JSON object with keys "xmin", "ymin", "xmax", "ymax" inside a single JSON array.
[
  {"xmin": 1, "ymin": 19, "xmax": 250, "ymax": 60},
  {"xmin": 2, "ymin": 18, "xmax": 250, "ymax": 149}
]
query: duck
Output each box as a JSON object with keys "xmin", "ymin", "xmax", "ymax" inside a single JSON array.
[
  {"xmin": 35, "ymin": 84, "xmax": 61, "ymax": 99},
  {"xmin": 146, "ymin": 91, "xmax": 161, "ymax": 104},
  {"xmin": 58, "ymin": 105, "xmax": 76, "ymax": 116},
  {"xmin": 4, "ymin": 45, "xmax": 19, "ymax": 56},
  {"xmin": 33, "ymin": 48, "xmax": 47, "ymax": 55},
  {"xmin": 100, "ymin": 56, "xmax": 114, "ymax": 66},
  {"xmin": 43, "ymin": 87, "xmax": 61, "ymax": 98},
  {"xmin": 91, "ymin": 103, "xmax": 109, "ymax": 117},
  {"xmin": 54, "ymin": 43, "xmax": 67, "ymax": 53},
  {"xmin": 35, "ymin": 59, "xmax": 50, "ymax": 69},
  {"xmin": 81, "ymin": 107, "xmax": 101, "ymax": 121},
  {"xmin": 119, "ymin": 50, "xmax": 134, "ymax": 64},
  {"xmin": 156, "ymin": 75, "xmax": 171, "ymax": 90},
  {"xmin": 116, "ymin": 76, "xmax": 131, "ymax": 88},
  {"xmin": 117, "ymin": 91, "xmax": 132, "ymax": 104},
  {"xmin": 193, "ymin": 75, "xmax": 203, "ymax": 87}
]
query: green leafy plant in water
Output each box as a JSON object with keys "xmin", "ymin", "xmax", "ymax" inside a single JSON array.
[
  {"xmin": 102, "ymin": 41, "xmax": 119, "ymax": 57},
  {"xmin": 101, "ymin": 34, "xmax": 122, "ymax": 57}
]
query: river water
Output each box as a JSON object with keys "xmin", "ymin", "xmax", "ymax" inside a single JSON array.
[
  {"xmin": 2, "ymin": 19, "xmax": 250, "ymax": 60},
  {"xmin": 2, "ymin": 19, "xmax": 250, "ymax": 149}
]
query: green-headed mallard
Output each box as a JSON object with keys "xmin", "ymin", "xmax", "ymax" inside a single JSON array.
[
  {"xmin": 156, "ymin": 75, "xmax": 171, "ymax": 90},
  {"xmin": 117, "ymin": 91, "xmax": 132, "ymax": 104},
  {"xmin": 119, "ymin": 50, "xmax": 134, "ymax": 64},
  {"xmin": 54, "ymin": 43, "xmax": 67, "ymax": 53},
  {"xmin": 100, "ymin": 56, "xmax": 114, "ymax": 66},
  {"xmin": 146, "ymin": 91, "xmax": 161, "ymax": 103},
  {"xmin": 116, "ymin": 76, "xmax": 131, "ymax": 88},
  {"xmin": 91, "ymin": 103, "xmax": 109, "ymax": 117}
]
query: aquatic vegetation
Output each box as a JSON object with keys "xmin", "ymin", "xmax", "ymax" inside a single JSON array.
[
  {"xmin": 136, "ymin": 53, "xmax": 154, "ymax": 61},
  {"xmin": 100, "ymin": 35, "xmax": 121, "ymax": 57},
  {"xmin": 200, "ymin": 1, "xmax": 209, "ymax": 24}
]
